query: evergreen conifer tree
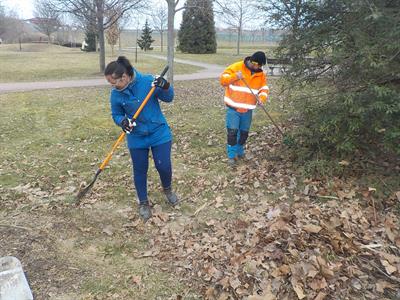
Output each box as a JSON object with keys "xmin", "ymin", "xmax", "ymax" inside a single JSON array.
[
  {"xmin": 259, "ymin": 0, "xmax": 400, "ymax": 157},
  {"xmin": 137, "ymin": 19, "xmax": 155, "ymax": 51},
  {"xmin": 83, "ymin": 30, "xmax": 97, "ymax": 52},
  {"xmin": 178, "ymin": 0, "xmax": 217, "ymax": 54}
]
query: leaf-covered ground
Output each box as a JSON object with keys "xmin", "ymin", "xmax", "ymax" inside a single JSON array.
[{"xmin": 0, "ymin": 79, "xmax": 399, "ymax": 299}]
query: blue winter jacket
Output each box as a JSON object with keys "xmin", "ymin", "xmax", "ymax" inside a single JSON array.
[{"xmin": 109, "ymin": 69, "xmax": 174, "ymax": 149}]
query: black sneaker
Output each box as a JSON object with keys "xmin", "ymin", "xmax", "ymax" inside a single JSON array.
[
  {"xmin": 163, "ymin": 187, "xmax": 179, "ymax": 206},
  {"xmin": 138, "ymin": 203, "xmax": 152, "ymax": 221}
]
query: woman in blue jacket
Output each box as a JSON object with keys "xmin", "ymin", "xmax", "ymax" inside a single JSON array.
[{"xmin": 104, "ymin": 56, "xmax": 178, "ymax": 221}]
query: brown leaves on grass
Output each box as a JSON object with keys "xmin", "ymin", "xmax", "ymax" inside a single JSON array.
[
  {"xmin": 138, "ymin": 120, "xmax": 400, "ymax": 299},
  {"xmin": 151, "ymin": 199, "xmax": 400, "ymax": 299},
  {"xmin": 138, "ymin": 122, "xmax": 400, "ymax": 299}
]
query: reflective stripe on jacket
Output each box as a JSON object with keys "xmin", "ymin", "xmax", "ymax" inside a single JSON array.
[{"xmin": 220, "ymin": 59, "xmax": 269, "ymax": 113}]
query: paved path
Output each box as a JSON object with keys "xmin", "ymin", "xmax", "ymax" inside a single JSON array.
[{"xmin": 0, "ymin": 55, "xmax": 224, "ymax": 94}]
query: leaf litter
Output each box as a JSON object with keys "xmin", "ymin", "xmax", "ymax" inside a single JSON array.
[{"xmin": 145, "ymin": 86, "xmax": 400, "ymax": 299}]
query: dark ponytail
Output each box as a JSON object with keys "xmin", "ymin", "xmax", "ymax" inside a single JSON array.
[{"xmin": 104, "ymin": 56, "xmax": 134, "ymax": 78}]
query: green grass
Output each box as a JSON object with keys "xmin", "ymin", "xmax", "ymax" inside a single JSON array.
[{"xmin": 0, "ymin": 43, "xmax": 201, "ymax": 82}]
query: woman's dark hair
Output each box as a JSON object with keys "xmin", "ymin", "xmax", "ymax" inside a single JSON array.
[{"xmin": 104, "ymin": 56, "xmax": 134, "ymax": 78}]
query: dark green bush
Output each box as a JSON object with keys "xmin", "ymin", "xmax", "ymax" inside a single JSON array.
[{"xmin": 263, "ymin": 0, "xmax": 400, "ymax": 159}]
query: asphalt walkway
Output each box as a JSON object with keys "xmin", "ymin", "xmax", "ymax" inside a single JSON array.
[{"xmin": 0, "ymin": 55, "xmax": 224, "ymax": 94}]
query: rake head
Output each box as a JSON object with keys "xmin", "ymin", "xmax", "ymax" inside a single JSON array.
[{"xmin": 75, "ymin": 169, "xmax": 102, "ymax": 204}]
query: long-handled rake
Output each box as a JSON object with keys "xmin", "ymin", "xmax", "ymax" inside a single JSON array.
[
  {"xmin": 240, "ymin": 77, "xmax": 285, "ymax": 136},
  {"xmin": 75, "ymin": 65, "xmax": 169, "ymax": 203}
]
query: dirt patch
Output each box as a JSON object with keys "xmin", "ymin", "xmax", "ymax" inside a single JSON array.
[{"xmin": 0, "ymin": 214, "xmax": 88, "ymax": 299}]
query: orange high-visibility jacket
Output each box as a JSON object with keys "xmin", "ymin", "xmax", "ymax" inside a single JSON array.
[{"xmin": 220, "ymin": 60, "xmax": 269, "ymax": 113}]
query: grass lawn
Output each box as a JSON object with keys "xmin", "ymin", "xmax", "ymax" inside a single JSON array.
[
  {"xmin": 0, "ymin": 78, "xmax": 283, "ymax": 299},
  {"xmin": 0, "ymin": 43, "xmax": 201, "ymax": 83}
]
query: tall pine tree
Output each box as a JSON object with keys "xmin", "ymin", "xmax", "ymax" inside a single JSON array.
[
  {"xmin": 137, "ymin": 20, "xmax": 154, "ymax": 51},
  {"xmin": 178, "ymin": 0, "xmax": 217, "ymax": 54}
]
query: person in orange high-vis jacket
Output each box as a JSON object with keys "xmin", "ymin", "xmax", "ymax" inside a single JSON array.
[{"xmin": 220, "ymin": 51, "xmax": 269, "ymax": 166}]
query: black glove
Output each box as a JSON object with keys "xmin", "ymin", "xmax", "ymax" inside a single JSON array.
[
  {"xmin": 152, "ymin": 76, "xmax": 170, "ymax": 90},
  {"xmin": 120, "ymin": 118, "xmax": 136, "ymax": 134}
]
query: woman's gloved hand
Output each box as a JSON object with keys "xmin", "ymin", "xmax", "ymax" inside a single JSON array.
[
  {"xmin": 120, "ymin": 117, "xmax": 136, "ymax": 134},
  {"xmin": 152, "ymin": 76, "xmax": 170, "ymax": 90}
]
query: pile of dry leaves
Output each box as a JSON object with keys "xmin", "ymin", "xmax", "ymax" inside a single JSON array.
[
  {"xmin": 150, "ymin": 197, "xmax": 399, "ymax": 299},
  {"xmin": 147, "ymin": 126, "xmax": 400, "ymax": 299}
]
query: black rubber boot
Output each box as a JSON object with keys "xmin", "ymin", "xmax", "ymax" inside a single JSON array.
[
  {"xmin": 163, "ymin": 187, "xmax": 179, "ymax": 206},
  {"xmin": 138, "ymin": 202, "xmax": 152, "ymax": 221}
]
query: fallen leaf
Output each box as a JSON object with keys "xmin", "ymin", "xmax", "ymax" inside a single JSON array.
[
  {"xmin": 131, "ymin": 275, "xmax": 141, "ymax": 285},
  {"xmin": 303, "ymin": 224, "xmax": 322, "ymax": 234},
  {"xmin": 314, "ymin": 292, "xmax": 327, "ymax": 300},
  {"xmin": 378, "ymin": 251, "xmax": 400, "ymax": 264},
  {"xmin": 266, "ymin": 207, "xmax": 281, "ymax": 220},
  {"xmin": 215, "ymin": 196, "xmax": 224, "ymax": 208},
  {"xmin": 304, "ymin": 185, "xmax": 310, "ymax": 195},
  {"xmin": 291, "ymin": 279, "xmax": 306, "ymax": 299},
  {"xmin": 337, "ymin": 190, "xmax": 356, "ymax": 200},
  {"xmin": 309, "ymin": 277, "xmax": 327, "ymax": 291},
  {"xmin": 380, "ymin": 260, "xmax": 397, "ymax": 274},
  {"xmin": 338, "ymin": 160, "xmax": 350, "ymax": 166},
  {"xmin": 102, "ymin": 225, "xmax": 114, "ymax": 236},
  {"xmin": 376, "ymin": 280, "xmax": 394, "ymax": 293},
  {"xmin": 205, "ymin": 286, "xmax": 216, "ymax": 299},
  {"xmin": 217, "ymin": 292, "xmax": 229, "ymax": 300},
  {"xmin": 248, "ymin": 293, "xmax": 276, "ymax": 300},
  {"xmin": 229, "ymin": 277, "xmax": 241, "ymax": 289}
]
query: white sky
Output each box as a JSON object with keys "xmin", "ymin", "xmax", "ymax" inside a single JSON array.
[
  {"xmin": 2, "ymin": 0, "xmax": 255, "ymax": 30},
  {"xmin": 3, "ymin": 0, "xmax": 34, "ymax": 19},
  {"xmin": 2, "ymin": 0, "xmax": 184, "ymax": 28}
]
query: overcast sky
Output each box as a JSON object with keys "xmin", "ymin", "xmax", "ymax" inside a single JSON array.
[
  {"xmin": 3, "ymin": 0, "xmax": 34, "ymax": 19},
  {"xmin": 2, "ymin": 0, "xmax": 186, "ymax": 28}
]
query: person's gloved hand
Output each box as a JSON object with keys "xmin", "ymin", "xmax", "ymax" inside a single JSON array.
[
  {"xmin": 152, "ymin": 76, "xmax": 170, "ymax": 90},
  {"xmin": 235, "ymin": 71, "xmax": 243, "ymax": 80},
  {"xmin": 120, "ymin": 117, "xmax": 136, "ymax": 134},
  {"xmin": 259, "ymin": 95, "xmax": 268, "ymax": 105}
]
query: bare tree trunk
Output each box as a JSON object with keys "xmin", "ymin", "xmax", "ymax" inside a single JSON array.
[
  {"xmin": 118, "ymin": 31, "xmax": 121, "ymax": 52},
  {"xmin": 135, "ymin": 26, "xmax": 139, "ymax": 63},
  {"xmin": 236, "ymin": 27, "xmax": 241, "ymax": 55},
  {"xmin": 167, "ymin": 2, "xmax": 175, "ymax": 83},
  {"xmin": 160, "ymin": 30, "xmax": 163, "ymax": 52},
  {"xmin": 95, "ymin": 0, "xmax": 106, "ymax": 72}
]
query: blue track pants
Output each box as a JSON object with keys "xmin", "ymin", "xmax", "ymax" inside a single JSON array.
[{"xmin": 129, "ymin": 141, "xmax": 172, "ymax": 204}]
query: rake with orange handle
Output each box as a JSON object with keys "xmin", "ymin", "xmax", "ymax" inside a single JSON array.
[{"xmin": 75, "ymin": 65, "xmax": 169, "ymax": 202}]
